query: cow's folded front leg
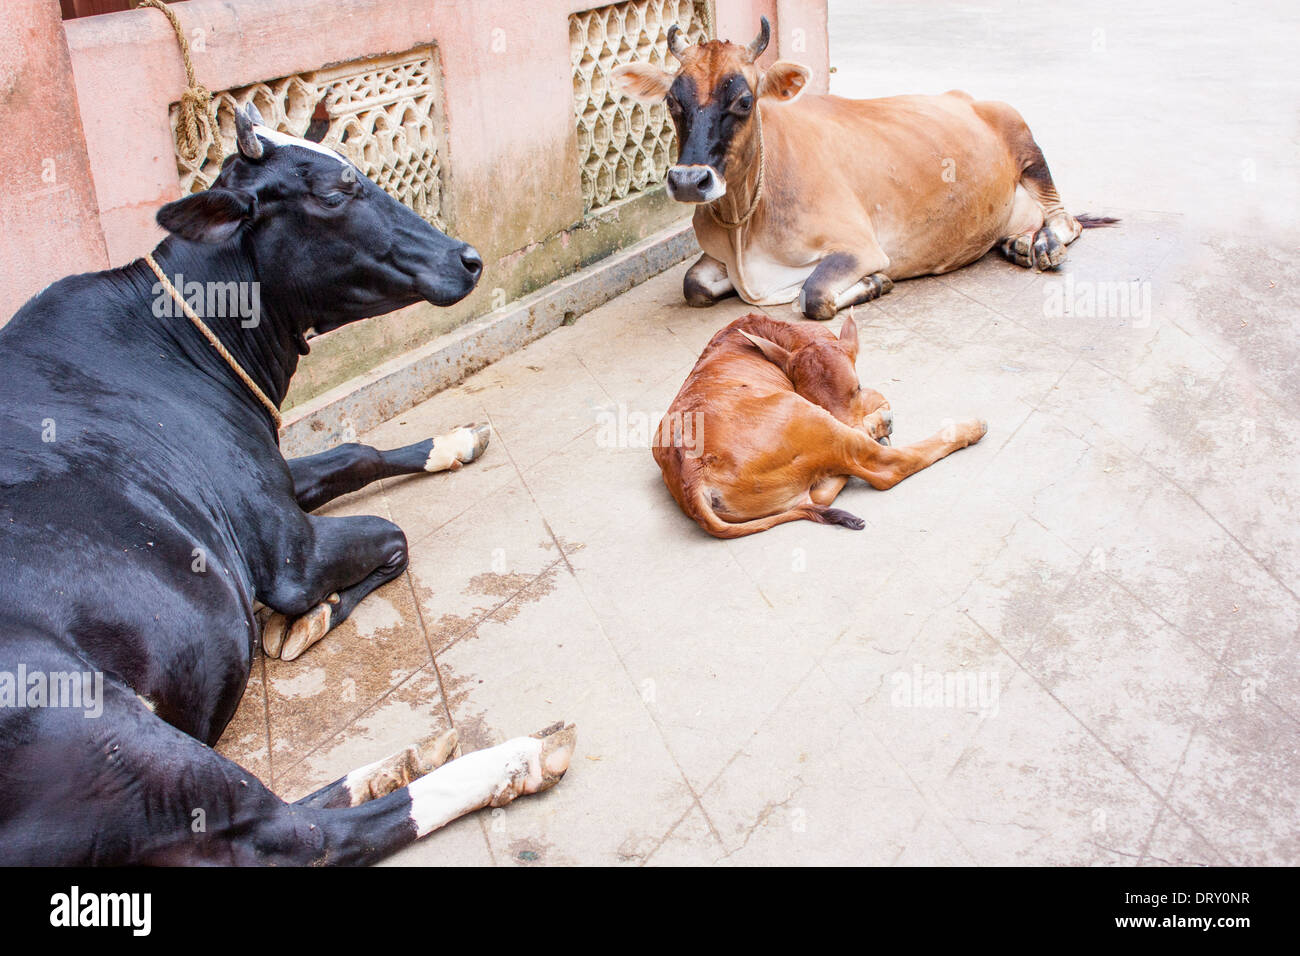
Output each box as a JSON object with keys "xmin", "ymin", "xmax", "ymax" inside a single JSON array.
[
  {"xmin": 683, "ymin": 252, "xmax": 736, "ymax": 307},
  {"xmin": 261, "ymin": 514, "xmax": 410, "ymax": 661},
  {"xmin": 799, "ymin": 249, "xmax": 892, "ymax": 320}
]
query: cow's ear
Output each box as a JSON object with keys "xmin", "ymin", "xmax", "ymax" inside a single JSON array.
[
  {"xmin": 739, "ymin": 330, "xmax": 793, "ymax": 373},
  {"xmin": 612, "ymin": 62, "xmax": 676, "ymax": 102},
  {"xmin": 758, "ymin": 61, "xmax": 811, "ymax": 102},
  {"xmin": 839, "ymin": 312, "xmax": 859, "ymax": 362},
  {"xmin": 156, "ymin": 188, "xmax": 256, "ymax": 244}
]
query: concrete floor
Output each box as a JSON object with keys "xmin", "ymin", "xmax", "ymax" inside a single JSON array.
[{"xmin": 216, "ymin": 1, "xmax": 1299, "ymax": 865}]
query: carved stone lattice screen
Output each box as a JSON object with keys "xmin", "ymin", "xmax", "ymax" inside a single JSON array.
[
  {"xmin": 570, "ymin": 0, "xmax": 712, "ymax": 214},
  {"xmin": 169, "ymin": 48, "xmax": 447, "ymax": 227}
]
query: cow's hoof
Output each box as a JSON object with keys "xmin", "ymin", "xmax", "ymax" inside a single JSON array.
[
  {"xmin": 424, "ymin": 423, "xmax": 491, "ymax": 473},
  {"xmin": 262, "ymin": 612, "xmax": 289, "ymax": 658},
  {"xmin": 864, "ymin": 272, "xmax": 893, "ymax": 300},
  {"xmin": 1001, "ymin": 229, "xmax": 1066, "ymax": 271},
  {"xmin": 1000, "ymin": 232, "xmax": 1036, "ymax": 269},
  {"xmin": 1030, "ymin": 228, "xmax": 1066, "ymax": 270},
  {"xmin": 527, "ymin": 721, "xmax": 578, "ymax": 794},
  {"xmin": 280, "ymin": 597, "xmax": 336, "ymax": 661},
  {"xmin": 359, "ymin": 729, "xmax": 459, "ymax": 803},
  {"xmin": 481, "ymin": 723, "xmax": 577, "ymax": 809}
]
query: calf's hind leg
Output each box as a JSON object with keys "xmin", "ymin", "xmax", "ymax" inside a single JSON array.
[{"xmin": 845, "ymin": 418, "xmax": 988, "ymax": 490}]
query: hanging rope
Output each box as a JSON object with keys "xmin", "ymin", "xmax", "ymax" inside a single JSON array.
[{"xmin": 138, "ymin": 0, "xmax": 216, "ymax": 164}]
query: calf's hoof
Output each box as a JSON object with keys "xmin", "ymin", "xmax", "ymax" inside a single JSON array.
[{"xmin": 865, "ymin": 406, "xmax": 894, "ymax": 443}]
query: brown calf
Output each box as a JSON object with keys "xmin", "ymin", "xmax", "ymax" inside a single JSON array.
[{"xmin": 653, "ymin": 314, "xmax": 986, "ymax": 538}]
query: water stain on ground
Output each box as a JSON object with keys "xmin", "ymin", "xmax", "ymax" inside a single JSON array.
[{"xmin": 411, "ymin": 550, "xmax": 569, "ymax": 655}]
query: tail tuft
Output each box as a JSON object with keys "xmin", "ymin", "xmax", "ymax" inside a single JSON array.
[
  {"xmin": 1076, "ymin": 213, "xmax": 1120, "ymax": 229},
  {"xmin": 810, "ymin": 506, "xmax": 865, "ymax": 531}
]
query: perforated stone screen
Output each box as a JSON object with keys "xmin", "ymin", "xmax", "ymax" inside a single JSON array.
[
  {"xmin": 169, "ymin": 48, "xmax": 448, "ymax": 228},
  {"xmin": 570, "ymin": 0, "xmax": 712, "ymax": 214}
]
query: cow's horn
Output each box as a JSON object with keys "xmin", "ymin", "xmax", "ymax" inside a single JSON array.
[
  {"xmin": 234, "ymin": 104, "xmax": 264, "ymax": 160},
  {"xmin": 746, "ymin": 16, "xmax": 771, "ymax": 61},
  {"xmin": 667, "ymin": 24, "xmax": 689, "ymax": 60}
]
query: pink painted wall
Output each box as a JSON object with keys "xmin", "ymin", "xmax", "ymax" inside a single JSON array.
[
  {"xmin": 0, "ymin": 0, "xmax": 109, "ymax": 321},
  {"xmin": 2, "ymin": 0, "xmax": 830, "ymax": 326}
]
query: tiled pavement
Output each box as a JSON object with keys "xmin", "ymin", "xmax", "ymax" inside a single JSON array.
[{"xmin": 216, "ymin": 1, "xmax": 1299, "ymax": 865}]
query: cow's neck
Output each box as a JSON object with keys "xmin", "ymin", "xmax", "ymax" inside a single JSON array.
[{"xmin": 139, "ymin": 239, "xmax": 309, "ymax": 421}]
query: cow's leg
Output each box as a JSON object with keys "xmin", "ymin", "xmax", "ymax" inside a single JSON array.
[
  {"xmin": 13, "ymin": 692, "xmax": 573, "ymax": 865},
  {"xmin": 998, "ymin": 139, "xmax": 1081, "ymax": 271},
  {"xmin": 683, "ymin": 252, "xmax": 737, "ymax": 307},
  {"xmin": 288, "ymin": 424, "xmax": 491, "ymax": 513},
  {"xmin": 295, "ymin": 728, "xmax": 458, "ymax": 809},
  {"xmin": 261, "ymin": 514, "xmax": 409, "ymax": 660},
  {"xmin": 799, "ymin": 249, "xmax": 891, "ymax": 321}
]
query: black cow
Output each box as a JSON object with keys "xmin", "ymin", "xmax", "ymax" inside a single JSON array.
[{"xmin": 0, "ymin": 105, "xmax": 574, "ymax": 865}]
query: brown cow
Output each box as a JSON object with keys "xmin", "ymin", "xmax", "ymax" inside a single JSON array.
[
  {"xmin": 613, "ymin": 18, "xmax": 1115, "ymax": 321},
  {"xmin": 653, "ymin": 313, "xmax": 986, "ymax": 538}
]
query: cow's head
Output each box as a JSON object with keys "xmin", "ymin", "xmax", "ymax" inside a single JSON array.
[
  {"xmin": 155, "ymin": 104, "xmax": 481, "ymax": 334},
  {"xmin": 611, "ymin": 17, "xmax": 810, "ymax": 204}
]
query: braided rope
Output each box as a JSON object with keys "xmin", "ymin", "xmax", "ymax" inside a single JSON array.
[
  {"xmin": 138, "ymin": 0, "xmax": 216, "ymax": 164},
  {"xmin": 707, "ymin": 115, "xmax": 765, "ymax": 230},
  {"xmin": 144, "ymin": 254, "xmax": 283, "ymax": 428}
]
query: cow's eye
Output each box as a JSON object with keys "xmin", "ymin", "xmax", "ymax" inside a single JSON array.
[
  {"xmin": 317, "ymin": 191, "xmax": 349, "ymax": 208},
  {"xmin": 733, "ymin": 93, "xmax": 754, "ymax": 114}
]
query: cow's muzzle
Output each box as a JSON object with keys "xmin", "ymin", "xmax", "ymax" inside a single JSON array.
[
  {"xmin": 666, "ymin": 164, "xmax": 726, "ymax": 204},
  {"xmin": 414, "ymin": 242, "xmax": 483, "ymax": 307}
]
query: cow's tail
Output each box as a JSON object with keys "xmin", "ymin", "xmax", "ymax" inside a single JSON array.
[
  {"xmin": 1076, "ymin": 213, "xmax": 1120, "ymax": 229},
  {"xmin": 687, "ymin": 482, "xmax": 864, "ymax": 540}
]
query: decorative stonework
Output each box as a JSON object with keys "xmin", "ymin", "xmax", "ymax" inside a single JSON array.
[
  {"xmin": 570, "ymin": 0, "xmax": 712, "ymax": 213},
  {"xmin": 170, "ymin": 48, "xmax": 447, "ymax": 227}
]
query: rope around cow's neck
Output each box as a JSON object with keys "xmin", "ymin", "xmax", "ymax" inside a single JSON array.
[
  {"xmin": 707, "ymin": 115, "xmax": 765, "ymax": 230},
  {"xmin": 144, "ymin": 253, "xmax": 283, "ymax": 428}
]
